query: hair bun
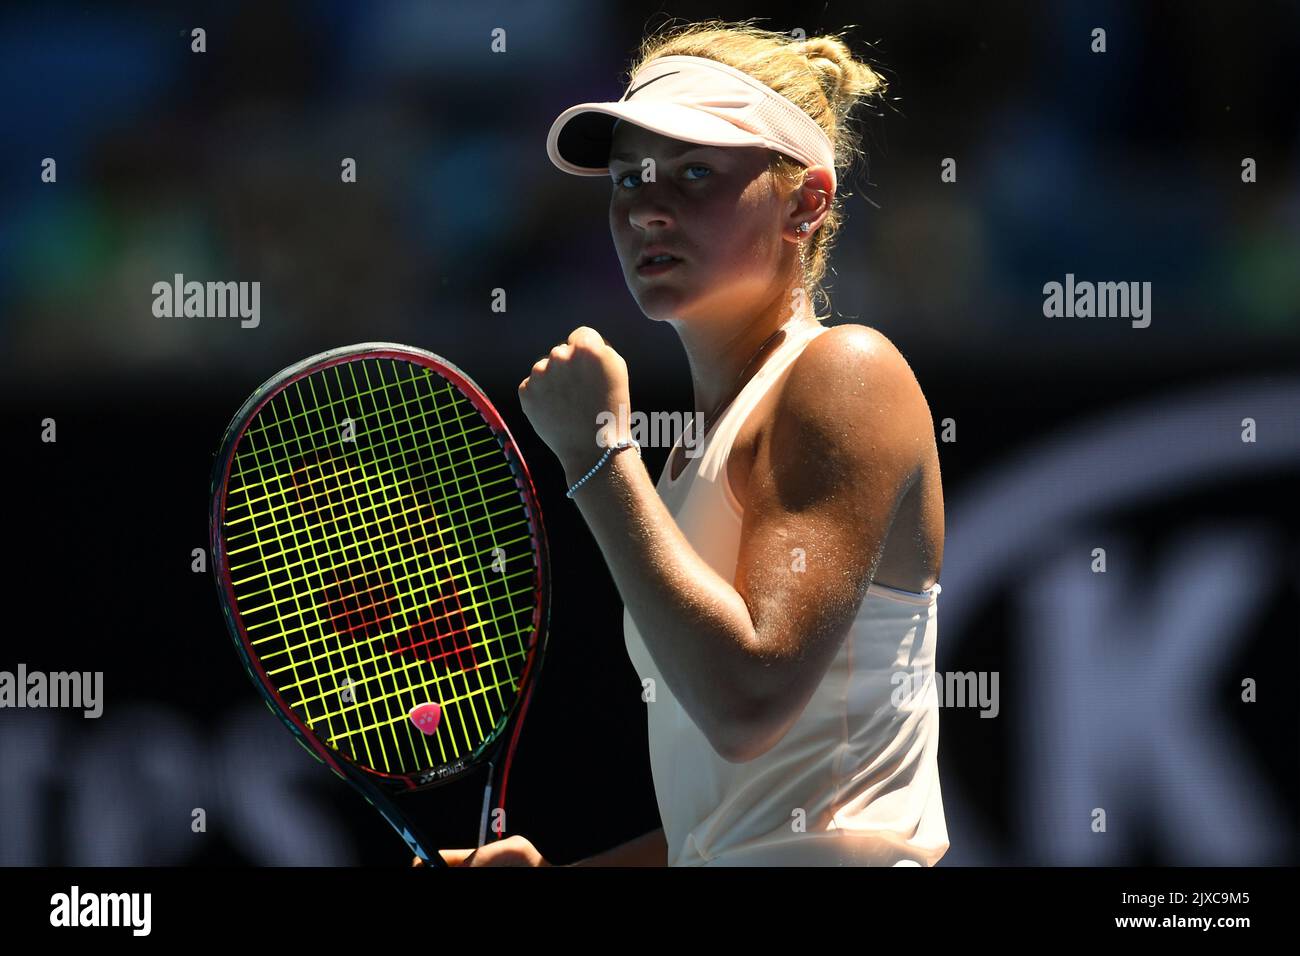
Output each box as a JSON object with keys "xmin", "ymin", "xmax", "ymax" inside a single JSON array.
[{"xmin": 796, "ymin": 36, "xmax": 887, "ymax": 109}]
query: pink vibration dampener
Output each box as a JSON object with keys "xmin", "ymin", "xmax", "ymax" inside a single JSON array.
[{"xmin": 409, "ymin": 702, "xmax": 442, "ymax": 736}]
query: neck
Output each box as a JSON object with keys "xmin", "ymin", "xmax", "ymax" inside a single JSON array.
[{"xmin": 673, "ymin": 287, "xmax": 815, "ymax": 421}]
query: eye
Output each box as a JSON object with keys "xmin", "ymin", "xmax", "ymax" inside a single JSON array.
[{"xmin": 612, "ymin": 163, "xmax": 713, "ymax": 191}]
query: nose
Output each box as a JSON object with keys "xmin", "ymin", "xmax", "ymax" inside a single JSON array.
[{"xmin": 626, "ymin": 188, "xmax": 675, "ymax": 233}]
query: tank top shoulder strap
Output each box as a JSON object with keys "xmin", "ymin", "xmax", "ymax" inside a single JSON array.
[
  {"xmin": 737, "ymin": 315, "xmax": 829, "ymax": 410},
  {"xmin": 682, "ymin": 317, "xmax": 830, "ymax": 487},
  {"xmin": 743, "ymin": 312, "xmax": 821, "ymax": 398}
]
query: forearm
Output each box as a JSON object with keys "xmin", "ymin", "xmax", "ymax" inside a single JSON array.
[
  {"xmin": 569, "ymin": 827, "xmax": 667, "ymax": 867},
  {"xmin": 562, "ymin": 447, "xmax": 764, "ymax": 749}
]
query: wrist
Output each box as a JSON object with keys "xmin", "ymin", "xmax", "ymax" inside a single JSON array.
[
  {"xmin": 563, "ymin": 425, "xmax": 633, "ymax": 483},
  {"xmin": 563, "ymin": 437, "xmax": 641, "ymax": 499},
  {"xmin": 561, "ymin": 447, "xmax": 603, "ymax": 488}
]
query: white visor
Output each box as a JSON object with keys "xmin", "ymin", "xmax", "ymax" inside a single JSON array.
[{"xmin": 546, "ymin": 55, "xmax": 837, "ymax": 193}]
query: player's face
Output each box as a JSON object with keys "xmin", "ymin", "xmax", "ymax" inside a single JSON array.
[{"xmin": 608, "ymin": 125, "xmax": 794, "ymax": 326}]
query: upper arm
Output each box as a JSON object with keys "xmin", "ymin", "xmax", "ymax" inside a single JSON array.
[{"xmin": 723, "ymin": 325, "xmax": 933, "ymax": 761}]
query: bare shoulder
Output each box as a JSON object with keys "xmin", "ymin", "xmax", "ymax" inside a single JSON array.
[
  {"xmin": 733, "ymin": 323, "xmax": 934, "ymax": 512},
  {"xmin": 778, "ymin": 323, "xmax": 931, "ymax": 439}
]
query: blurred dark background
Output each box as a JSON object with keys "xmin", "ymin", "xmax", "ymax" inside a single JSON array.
[{"xmin": 1, "ymin": 1, "xmax": 1297, "ymax": 866}]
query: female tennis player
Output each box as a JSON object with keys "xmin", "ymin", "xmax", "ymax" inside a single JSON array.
[{"xmin": 430, "ymin": 20, "xmax": 948, "ymax": 867}]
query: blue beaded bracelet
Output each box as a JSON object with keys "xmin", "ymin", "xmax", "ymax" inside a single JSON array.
[{"xmin": 566, "ymin": 438, "xmax": 641, "ymax": 499}]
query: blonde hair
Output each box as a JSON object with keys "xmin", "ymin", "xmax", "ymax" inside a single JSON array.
[{"xmin": 628, "ymin": 18, "xmax": 889, "ymax": 318}]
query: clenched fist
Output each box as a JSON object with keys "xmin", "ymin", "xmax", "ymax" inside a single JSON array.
[{"xmin": 518, "ymin": 326, "xmax": 633, "ymax": 482}]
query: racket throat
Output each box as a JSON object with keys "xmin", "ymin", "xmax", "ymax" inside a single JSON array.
[{"xmin": 477, "ymin": 760, "xmax": 497, "ymax": 849}]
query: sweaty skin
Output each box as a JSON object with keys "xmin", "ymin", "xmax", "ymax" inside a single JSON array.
[
  {"xmin": 519, "ymin": 322, "xmax": 937, "ymax": 763},
  {"xmin": 433, "ymin": 121, "xmax": 942, "ymax": 867}
]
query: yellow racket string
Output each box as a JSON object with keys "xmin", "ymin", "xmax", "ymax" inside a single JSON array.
[{"xmin": 222, "ymin": 357, "xmax": 539, "ymax": 774}]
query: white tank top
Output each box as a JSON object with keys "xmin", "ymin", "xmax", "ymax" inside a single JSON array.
[{"xmin": 623, "ymin": 316, "xmax": 950, "ymax": 866}]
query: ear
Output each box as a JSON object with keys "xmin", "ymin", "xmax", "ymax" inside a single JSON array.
[{"xmin": 785, "ymin": 165, "xmax": 834, "ymax": 239}]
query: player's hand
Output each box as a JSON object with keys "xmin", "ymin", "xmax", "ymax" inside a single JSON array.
[
  {"xmin": 412, "ymin": 834, "xmax": 552, "ymax": 867},
  {"xmin": 518, "ymin": 327, "xmax": 632, "ymax": 483}
]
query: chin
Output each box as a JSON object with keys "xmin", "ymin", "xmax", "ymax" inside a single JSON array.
[
  {"xmin": 627, "ymin": 285, "xmax": 691, "ymax": 321},
  {"xmin": 635, "ymin": 297, "xmax": 698, "ymax": 325}
]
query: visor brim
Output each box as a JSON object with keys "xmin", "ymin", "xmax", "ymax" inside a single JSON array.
[{"xmin": 546, "ymin": 100, "xmax": 766, "ymax": 176}]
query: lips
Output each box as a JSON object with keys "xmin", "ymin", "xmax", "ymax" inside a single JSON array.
[
  {"xmin": 636, "ymin": 258, "xmax": 681, "ymax": 276},
  {"xmin": 637, "ymin": 247, "xmax": 682, "ymax": 268}
]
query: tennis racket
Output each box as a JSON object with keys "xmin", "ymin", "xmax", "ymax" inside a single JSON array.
[{"xmin": 209, "ymin": 343, "xmax": 549, "ymax": 867}]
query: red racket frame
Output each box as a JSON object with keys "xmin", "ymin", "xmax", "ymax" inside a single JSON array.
[{"xmin": 209, "ymin": 343, "xmax": 550, "ymax": 865}]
